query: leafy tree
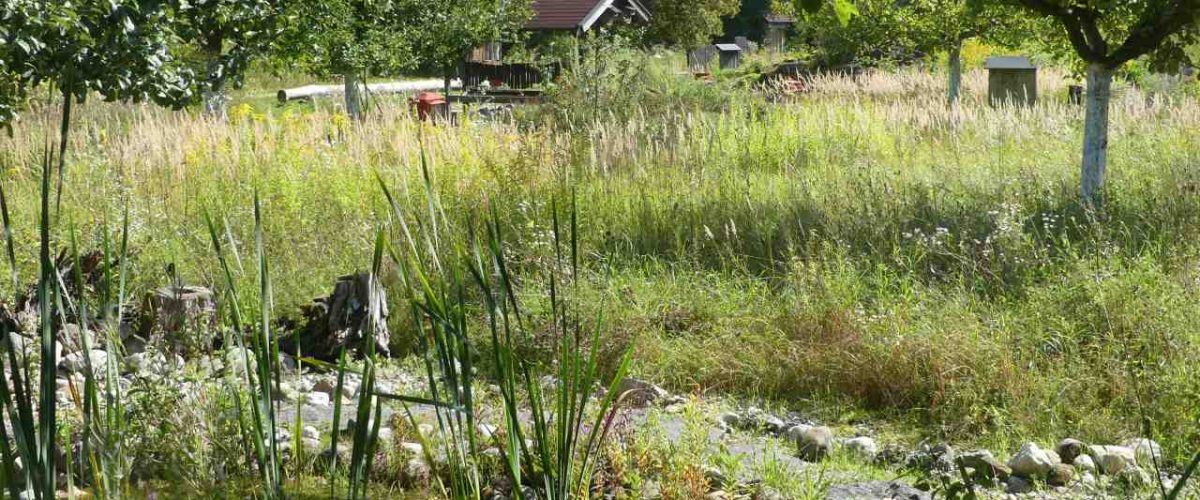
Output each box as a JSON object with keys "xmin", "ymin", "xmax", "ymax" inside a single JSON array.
[
  {"xmin": 1005, "ymin": 0, "xmax": 1200, "ymax": 204},
  {"xmin": 790, "ymin": 0, "xmax": 914, "ymax": 67},
  {"xmin": 404, "ymin": 0, "xmax": 532, "ymax": 94},
  {"xmin": 173, "ymin": 0, "xmax": 286, "ymax": 116},
  {"xmin": 904, "ymin": 0, "xmax": 1036, "ymax": 103},
  {"xmin": 1, "ymin": 0, "xmax": 193, "ymax": 209},
  {"xmin": 278, "ymin": 0, "xmax": 418, "ymax": 119},
  {"xmin": 645, "ymin": 0, "xmax": 742, "ymax": 48}
]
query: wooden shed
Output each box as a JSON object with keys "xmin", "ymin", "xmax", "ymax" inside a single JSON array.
[
  {"xmin": 764, "ymin": 15, "xmax": 794, "ymax": 54},
  {"xmin": 986, "ymin": 56, "xmax": 1037, "ymax": 106},
  {"xmin": 715, "ymin": 43, "xmax": 743, "ymax": 70}
]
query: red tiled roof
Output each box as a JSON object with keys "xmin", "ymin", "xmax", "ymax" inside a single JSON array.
[
  {"xmin": 526, "ymin": 0, "xmax": 649, "ymax": 31},
  {"xmin": 526, "ymin": 0, "xmax": 599, "ymax": 30}
]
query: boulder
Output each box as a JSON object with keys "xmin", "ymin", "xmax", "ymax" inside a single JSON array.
[
  {"xmin": 844, "ymin": 436, "xmax": 878, "ymax": 460},
  {"xmin": 1047, "ymin": 463, "xmax": 1074, "ymax": 486},
  {"xmin": 797, "ymin": 426, "xmax": 834, "ymax": 461},
  {"xmin": 1007, "ymin": 442, "xmax": 1056, "ymax": 478},
  {"xmin": 1123, "ymin": 438, "xmax": 1162, "ymax": 466},
  {"xmin": 305, "ymin": 391, "xmax": 330, "ymax": 408},
  {"xmin": 1089, "ymin": 445, "xmax": 1136, "ymax": 475},
  {"xmin": 140, "ymin": 285, "xmax": 217, "ymax": 356},
  {"xmin": 957, "ymin": 449, "xmax": 1011, "ymax": 484},
  {"xmin": 285, "ymin": 273, "xmax": 390, "ymax": 360},
  {"xmin": 61, "ymin": 349, "xmax": 108, "ymax": 375},
  {"xmin": 1056, "ymin": 438, "xmax": 1086, "ymax": 465},
  {"xmin": 826, "ymin": 480, "xmax": 930, "ymax": 500},
  {"xmin": 1073, "ymin": 454, "xmax": 1097, "ymax": 473},
  {"xmin": 1004, "ymin": 475, "xmax": 1033, "ymax": 494},
  {"xmin": 1117, "ymin": 466, "xmax": 1152, "ymax": 488},
  {"xmin": 615, "ymin": 378, "xmax": 669, "ymax": 407},
  {"xmin": 784, "ymin": 423, "xmax": 812, "ymax": 442}
]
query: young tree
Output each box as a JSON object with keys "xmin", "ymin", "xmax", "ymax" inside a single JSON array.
[
  {"xmin": 278, "ymin": 0, "xmax": 418, "ymax": 120},
  {"xmin": 405, "ymin": 0, "xmax": 531, "ymax": 94},
  {"xmin": 645, "ymin": 0, "xmax": 742, "ymax": 48},
  {"xmin": 1006, "ymin": 0, "xmax": 1200, "ymax": 204},
  {"xmin": 173, "ymin": 0, "xmax": 286, "ymax": 116}
]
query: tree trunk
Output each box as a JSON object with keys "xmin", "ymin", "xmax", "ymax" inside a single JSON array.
[
  {"xmin": 947, "ymin": 39, "xmax": 963, "ymax": 105},
  {"xmin": 1081, "ymin": 63, "xmax": 1114, "ymax": 206},
  {"xmin": 344, "ymin": 71, "xmax": 363, "ymax": 120},
  {"xmin": 201, "ymin": 39, "xmax": 228, "ymax": 118},
  {"xmin": 202, "ymin": 90, "xmax": 228, "ymax": 117}
]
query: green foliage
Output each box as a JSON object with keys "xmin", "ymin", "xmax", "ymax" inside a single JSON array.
[
  {"xmin": 405, "ymin": 0, "xmax": 532, "ymax": 78},
  {"xmin": 645, "ymin": 0, "xmax": 742, "ymax": 48},
  {"xmin": 172, "ymin": 0, "xmax": 285, "ymax": 98},
  {"xmin": 276, "ymin": 0, "xmax": 418, "ymax": 79},
  {"xmin": 1006, "ymin": 0, "xmax": 1200, "ymax": 70},
  {"xmin": 0, "ymin": 0, "xmax": 193, "ymax": 108}
]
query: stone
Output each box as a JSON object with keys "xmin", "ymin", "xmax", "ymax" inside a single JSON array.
[
  {"xmin": 1123, "ymin": 438, "xmax": 1162, "ymax": 466},
  {"xmin": 826, "ymin": 480, "xmax": 930, "ymax": 500},
  {"xmin": 615, "ymin": 378, "xmax": 669, "ymax": 407},
  {"xmin": 702, "ymin": 466, "xmax": 727, "ymax": 488},
  {"xmin": 140, "ymin": 285, "xmax": 218, "ymax": 356},
  {"xmin": 311, "ymin": 378, "xmax": 337, "ymax": 396},
  {"xmin": 1056, "ymin": 438, "xmax": 1086, "ymax": 465},
  {"xmin": 402, "ymin": 457, "xmax": 431, "ymax": 483},
  {"xmin": 302, "ymin": 425, "xmax": 320, "ymax": 441},
  {"xmin": 399, "ymin": 442, "xmax": 424, "ymax": 455},
  {"xmin": 1007, "ymin": 442, "xmax": 1055, "ymax": 478},
  {"xmin": 784, "ymin": 423, "xmax": 812, "ymax": 442},
  {"xmin": 844, "ymin": 436, "xmax": 878, "ymax": 460},
  {"xmin": 797, "ymin": 426, "xmax": 834, "ymax": 461},
  {"xmin": 224, "ymin": 347, "xmax": 256, "ymax": 377},
  {"xmin": 1073, "ymin": 454, "xmax": 1097, "ymax": 473},
  {"xmin": 716, "ymin": 412, "xmax": 741, "ymax": 430},
  {"xmin": 61, "ymin": 349, "xmax": 107, "ymax": 375},
  {"xmin": 1089, "ymin": 445, "xmax": 1136, "ymax": 475},
  {"xmin": 640, "ymin": 480, "xmax": 662, "ymax": 499},
  {"xmin": 477, "ymin": 423, "xmax": 499, "ymax": 438},
  {"xmin": 957, "ymin": 449, "xmax": 1011, "ymax": 483},
  {"xmin": 305, "ymin": 391, "xmax": 330, "ymax": 408},
  {"xmin": 302, "ymin": 437, "xmax": 322, "ymax": 452},
  {"xmin": 1048, "ymin": 463, "xmax": 1074, "ymax": 486},
  {"xmin": 377, "ymin": 427, "xmax": 393, "ymax": 443},
  {"xmin": 703, "ymin": 491, "xmax": 727, "ymax": 500},
  {"xmin": 1004, "ymin": 475, "xmax": 1033, "ymax": 494},
  {"xmin": 1117, "ymin": 467, "xmax": 1151, "ymax": 488}
]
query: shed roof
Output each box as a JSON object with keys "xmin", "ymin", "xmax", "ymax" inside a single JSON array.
[
  {"xmin": 714, "ymin": 43, "xmax": 742, "ymax": 52},
  {"xmin": 985, "ymin": 56, "xmax": 1035, "ymax": 70},
  {"xmin": 526, "ymin": 0, "xmax": 650, "ymax": 31}
]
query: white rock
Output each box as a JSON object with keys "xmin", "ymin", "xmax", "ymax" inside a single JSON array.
[
  {"xmin": 1007, "ymin": 442, "xmax": 1055, "ymax": 478},
  {"xmin": 400, "ymin": 442, "xmax": 424, "ymax": 455},
  {"xmin": 302, "ymin": 425, "xmax": 320, "ymax": 440},
  {"xmin": 844, "ymin": 436, "xmax": 878, "ymax": 460},
  {"xmin": 377, "ymin": 427, "xmax": 393, "ymax": 443},
  {"xmin": 1122, "ymin": 438, "xmax": 1162, "ymax": 466},
  {"xmin": 305, "ymin": 391, "xmax": 330, "ymax": 408},
  {"xmin": 1089, "ymin": 445, "xmax": 1136, "ymax": 475},
  {"xmin": 1073, "ymin": 454, "xmax": 1097, "ymax": 473},
  {"xmin": 477, "ymin": 423, "xmax": 499, "ymax": 438},
  {"xmin": 784, "ymin": 423, "xmax": 813, "ymax": 442},
  {"xmin": 62, "ymin": 349, "xmax": 107, "ymax": 374}
]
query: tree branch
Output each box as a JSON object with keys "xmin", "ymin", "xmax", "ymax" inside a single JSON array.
[
  {"xmin": 1106, "ymin": 0, "xmax": 1200, "ymax": 66},
  {"xmin": 1012, "ymin": 0, "xmax": 1102, "ymax": 61}
]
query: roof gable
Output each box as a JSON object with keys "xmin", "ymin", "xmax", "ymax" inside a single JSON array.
[{"xmin": 526, "ymin": 0, "xmax": 649, "ymax": 31}]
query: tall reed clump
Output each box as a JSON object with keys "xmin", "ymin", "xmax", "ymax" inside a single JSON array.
[
  {"xmin": 381, "ymin": 157, "xmax": 633, "ymax": 499},
  {"xmin": 205, "ymin": 191, "xmax": 283, "ymax": 498}
]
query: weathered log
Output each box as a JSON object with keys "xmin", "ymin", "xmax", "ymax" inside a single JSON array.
[{"xmin": 277, "ymin": 79, "xmax": 464, "ymax": 103}]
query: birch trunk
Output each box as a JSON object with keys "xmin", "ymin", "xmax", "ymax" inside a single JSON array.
[
  {"xmin": 344, "ymin": 71, "xmax": 363, "ymax": 120},
  {"xmin": 1081, "ymin": 63, "xmax": 1114, "ymax": 205},
  {"xmin": 202, "ymin": 90, "xmax": 228, "ymax": 117},
  {"xmin": 947, "ymin": 39, "xmax": 963, "ymax": 105}
]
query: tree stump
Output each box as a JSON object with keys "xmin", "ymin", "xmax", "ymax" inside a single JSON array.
[
  {"xmin": 140, "ymin": 285, "xmax": 218, "ymax": 357},
  {"xmin": 288, "ymin": 273, "xmax": 390, "ymax": 360}
]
